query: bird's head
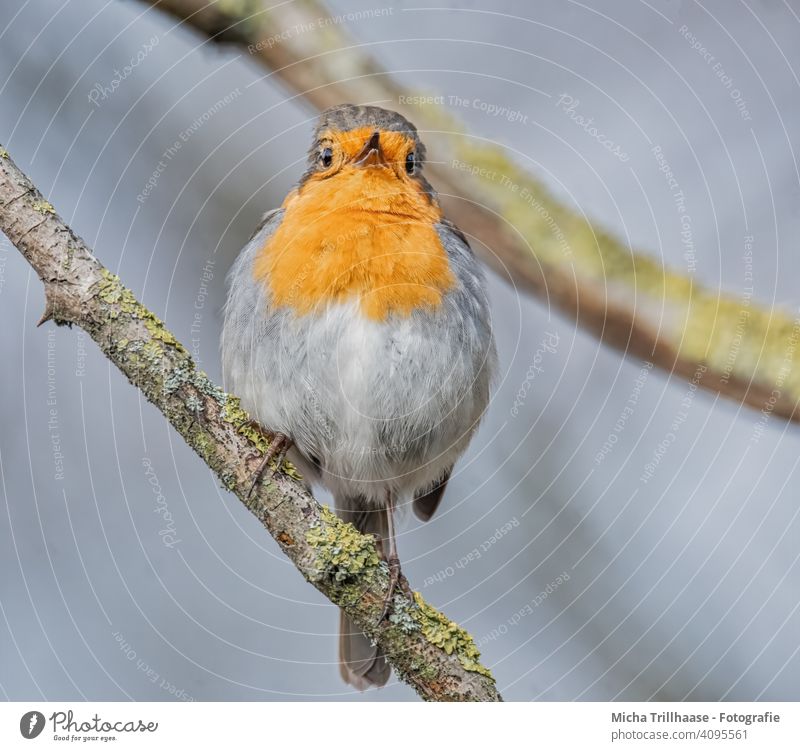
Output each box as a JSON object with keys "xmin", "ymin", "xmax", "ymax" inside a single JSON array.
[{"xmin": 297, "ymin": 104, "xmax": 435, "ymax": 204}]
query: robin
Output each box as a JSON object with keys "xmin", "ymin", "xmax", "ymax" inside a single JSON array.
[{"xmin": 221, "ymin": 104, "xmax": 496, "ymax": 689}]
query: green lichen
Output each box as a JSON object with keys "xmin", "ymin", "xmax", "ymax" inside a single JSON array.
[
  {"xmin": 62, "ymin": 246, "xmax": 75, "ymax": 271},
  {"xmin": 122, "ymin": 340, "xmax": 144, "ymax": 371},
  {"xmin": 96, "ymin": 272, "xmax": 140, "ymax": 319},
  {"xmin": 189, "ymin": 370, "xmax": 226, "ymax": 402},
  {"xmin": 388, "ymin": 594, "xmax": 420, "ymax": 634},
  {"xmin": 220, "ymin": 470, "xmax": 237, "ymax": 490},
  {"xmin": 281, "ymin": 460, "xmax": 303, "ymax": 481},
  {"xmin": 219, "ymin": 393, "xmax": 302, "ymax": 477},
  {"xmin": 95, "ymin": 270, "xmax": 187, "ymax": 353},
  {"xmin": 0, "ymin": 147, "xmax": 8, "ymax": 159},
  {"xmin": 162, "ymin": 359, "xmax": 194, "ymax": 396},
  {"xmin": 32, "ymin": 201, "xmax": 55, "ymax": 214},
  {"xmin": 220, "ymin": 394, "xmax": 247, "ymax": 423},
  {"xmin": 305, "ymin": 502, "xmax": 493, "ymax": 678},
  {"xmin": 96, "ymin": 271, "xmax": 125, "ymax": 305},
  {"xmin": 241, "ymin": 423, "xmax": 269, "ymax": 452},
  {"xmin": 306, "ymin": 505, "xmax": 381, "ymax": 583},
  {"xmin": 221, "ymin": 396, "xmax": 269, "ymax": 451},
  {"xmin": 141, "ymin": 340, "xmax": 163, "ymax": 364},
  {"xmin": 144, "ymin": 318, "xmax": 186, "ymax": 353},
  {"xmin": 185, "ymin": 393, "xmax": 204, "ymax": 413},
  {"xmin": 193, "ymin": 430, "xmax": 212, "ymax": 456},
  {"xmin": 411, "ymin": 659, "xmax": 439, "ymax": 684},
  {"xmin": 412, "ymin": 592, "xmax": 493, "ymax": 678}
]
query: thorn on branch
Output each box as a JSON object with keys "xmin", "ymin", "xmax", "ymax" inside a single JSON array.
[{"xmin": 36, "ymin": 307, "xmax": 53, "ymax": 328}]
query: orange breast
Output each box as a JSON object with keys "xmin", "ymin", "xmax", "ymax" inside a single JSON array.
[{"xmin": 253, "ymin": 167, "xmax": 454, "ymax": 321}]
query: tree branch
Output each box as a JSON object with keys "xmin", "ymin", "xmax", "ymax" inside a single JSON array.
[
  {"xmin": 144, "ymin": 0, "xmax": 800, "ymax": 424},
  {"xmin": 0, "ymin": 145, "xmax": 501, "ymax": 702}
]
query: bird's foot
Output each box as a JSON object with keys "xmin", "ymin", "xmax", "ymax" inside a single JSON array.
[
  {"xmin": 247, "ymin": 431, "xmax": 293, "ymax": 498},
  {"xmin": 379, "ymin": 555, "xmax": 414, "ymax": 621}
]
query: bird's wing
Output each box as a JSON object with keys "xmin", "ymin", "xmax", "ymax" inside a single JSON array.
[
  {"xmin": 439, "ymin": 216, "xmax": 471, "ymax": 249},
  {"xmin": 220, "ymin": 208, "xmax": 285, "ymax": 395},
  {"xmin": 412, "ymin": 467, "xmax": 452, "ymax": 522},
  {"xmin": 246, "ymin": 207, "xmax": 283, "ymax": 243}
]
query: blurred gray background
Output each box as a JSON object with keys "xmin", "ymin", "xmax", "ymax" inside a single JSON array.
[{"xmin": 1, "ymin": 0, "xmax": 799, "ymax": 701}]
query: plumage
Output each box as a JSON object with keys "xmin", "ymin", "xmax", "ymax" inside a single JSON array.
[
  {"xmin": 413, "ymin": 469, "xmax": 452, "ymax": 522},
  {"xmin": 221, "ymin": 104, "xmax": 496, "ymax": 690}
]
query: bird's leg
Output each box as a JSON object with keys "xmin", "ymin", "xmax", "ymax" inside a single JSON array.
[
  {"xmin": 247, "ymin": 430, "xmax": 293, "ymax": 498},
  {"xmin": 379, "ymin": 489, "xmax": 413, "ymax": 621}
]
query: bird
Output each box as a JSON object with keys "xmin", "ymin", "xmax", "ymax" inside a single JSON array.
[{"xmin": 221, "ymin": 103, "xmax": 496, "ymax": 690}]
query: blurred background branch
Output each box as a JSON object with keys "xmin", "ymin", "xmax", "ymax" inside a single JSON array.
[
  {"xmin": 0, "ymin": 144, "xmax": 500, "ymax": 702},
  {"xmin": 145, "ymin": 0, "xmax": 800, "ymax": 424}
]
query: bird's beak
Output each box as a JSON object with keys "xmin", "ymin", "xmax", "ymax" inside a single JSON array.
[{"xmin": 353, "ymin": 131, "xmax": 388, "ymax": 168}]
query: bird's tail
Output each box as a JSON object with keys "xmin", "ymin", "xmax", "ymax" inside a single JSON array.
[{"xmin": 335, "ymin": 495, "xmax": 390, "ymax": 690}]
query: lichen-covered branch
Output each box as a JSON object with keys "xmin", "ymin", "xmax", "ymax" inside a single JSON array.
[
  {"xmin": 145, "ymin": 0, "xmax": 800, "ymax": 424},
  {"xmin": 0, "ymin": 145, "xmax": 500, "ymax": 702}
]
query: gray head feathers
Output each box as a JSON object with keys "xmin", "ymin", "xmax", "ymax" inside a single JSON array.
[{"xmin": 301, "ymin": 103, "xmax": 433, "ymax": 196}]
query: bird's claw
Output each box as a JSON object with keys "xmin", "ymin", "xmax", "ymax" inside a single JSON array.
[
  {"xmin": 379, "ymin": 555, "xmax": 414, "ymax": 621},
  {"xmin": 247, "ymin": 431, "xmax": 293, "ymax": 498}
]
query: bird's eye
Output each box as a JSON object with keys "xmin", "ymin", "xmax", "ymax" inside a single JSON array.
[
  {"xmin": 320, "ymin": 147, "xmax": 333, "ymax": 168},
  {"xmin": 405, "ymin": 152, "xmax": 416, "ymax": 175}
]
